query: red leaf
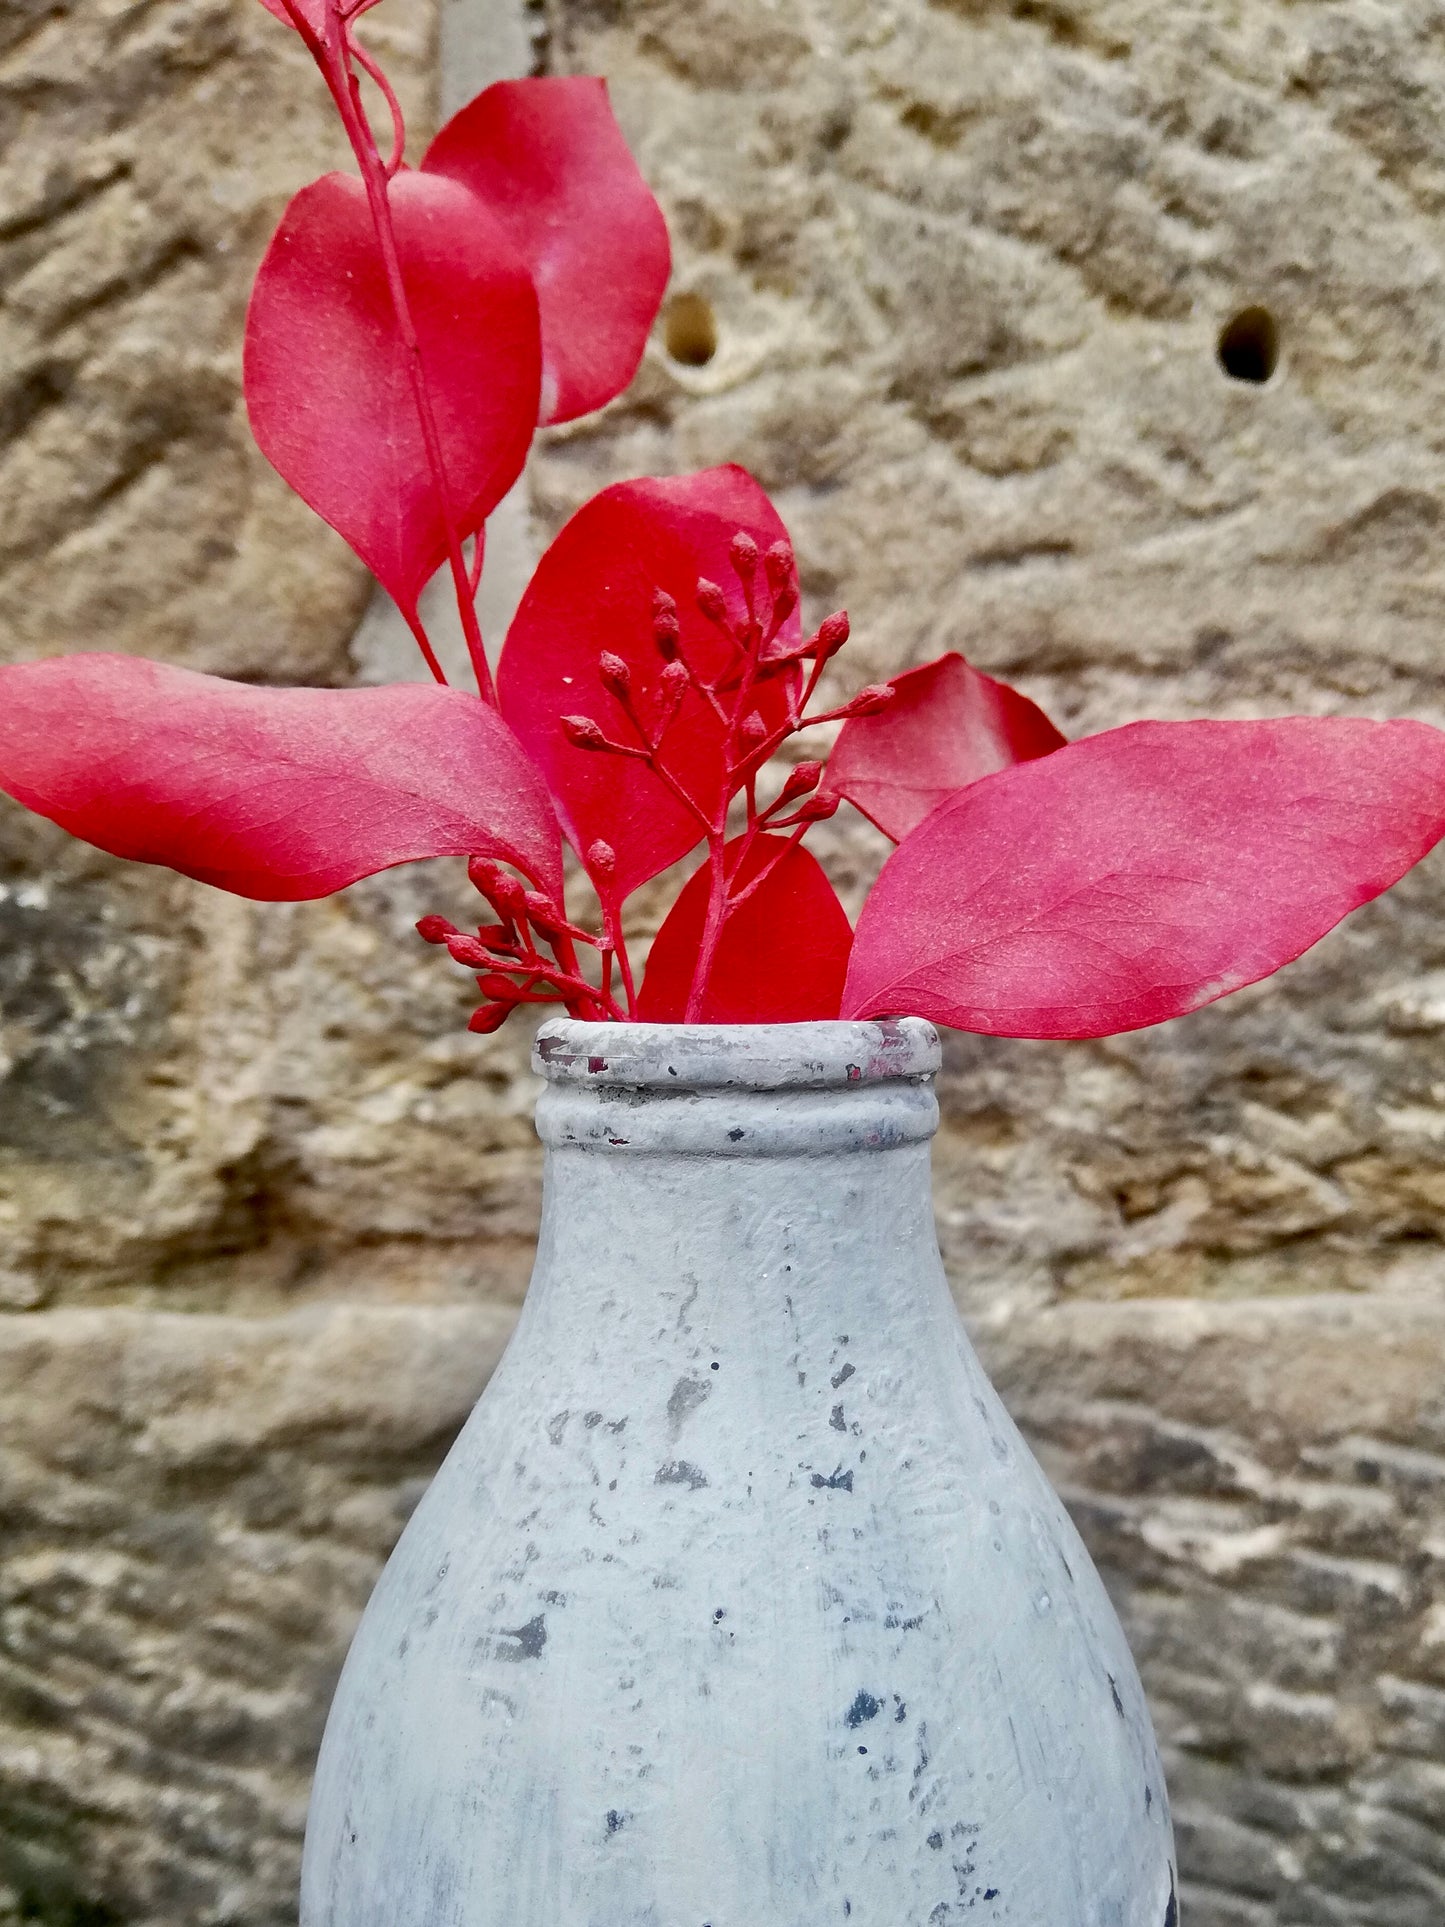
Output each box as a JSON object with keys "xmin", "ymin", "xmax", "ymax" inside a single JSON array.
[
  {"xmin": 497, "ymin": 466, "xmax": 802, "ymax": 902},
  {"xmin": 243, "ymin": 170, "xmax": 541, "ymax": 620},
  {"xmin": 639, "ymin": 834, "xmax": 853, "ymax": 1022},
  {"xmin": 423, "ymin": 78, "xmax": 671, "ymax": 425},
  {"xmin": 822, "ymin": 651, "xmax": 1065, "ymax": 842},
  {"xmin": 843, "ymin": 716, "xmax": 1445, "ymax": 1037},
  {"xmin": 0, "ymin": 655, "xmax": 562, "ymax": 902}
]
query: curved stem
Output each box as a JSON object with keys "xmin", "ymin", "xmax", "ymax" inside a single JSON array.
[
  {"xmin": 400, "ymin": 599, "xmax": 448, "ymax": 685},
  {"xmin": 348, "ymin": 32, "xmax": 406, "ymax": 175}
]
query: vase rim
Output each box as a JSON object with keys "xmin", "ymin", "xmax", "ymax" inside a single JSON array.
[{"xmin": 532, "ymin": 1017, "xmax": 940, "ymax": 1092}]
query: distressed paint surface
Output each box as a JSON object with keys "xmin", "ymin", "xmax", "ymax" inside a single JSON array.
[{"xmin": 302, "ymin": 1021, "xmax": 1175, "ymax": 1925}]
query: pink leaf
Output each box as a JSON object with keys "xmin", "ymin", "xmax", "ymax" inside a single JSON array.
[
  {"xmin": 243, "ymin": 170, "xmax": 541, "ymax": 620},
  {"xmin": 0, "ymin": 655, "xmax": 562, "ymax": 902},
  {"xmin": 497, "ymin": 466, "xmax": 802, "ymax": 902},
  {"xmin": 422, "ymin": 78, "xmax": 671, "ymax": 425},
  {"xmin": 822, "ymin": 651, "xmax": 1066, "ymax": 842},
  {"xmin": 639, "ymin": 835, "xmax": 853, "ymax": 1022},
  {"xmin": 843, "ymin": 716, "xmax": 1445, "ymax": 1037}
]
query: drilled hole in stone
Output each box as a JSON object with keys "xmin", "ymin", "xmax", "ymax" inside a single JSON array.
[
  {"xmin": 1217, "ymin": 305, "xmax": 1279, "ymax": 384},
  {"xmin": 664, "ymin": 292, "xmax": 718, "ymax": 366}
]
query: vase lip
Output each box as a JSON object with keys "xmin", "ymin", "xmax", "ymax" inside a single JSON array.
[{"xmin": 533, "ymin": 1017, "xmax": 940, "ymax": 1091}]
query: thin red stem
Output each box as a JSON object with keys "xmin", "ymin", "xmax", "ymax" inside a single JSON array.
[
  {"xmin": 348, "ymin": 33, "xmax": 406, "ymax": 175},
  {"xmin": 727, "ymin": 817, "xmax": 812, "ymax": 912},
  {"xmin": 684, "ymin": 832, "xmax": 730, "ymax": 1023},
  {"xmin": 597, "ymin": 893, "xmax": 639, "ymax": 1019},
  {"xmin": 331, "ymin": 39, "xmax": 497, "ymax": 703},
  {"xmin": 401, "ymin": 600, "xmax": 448, "ymax": 685}
]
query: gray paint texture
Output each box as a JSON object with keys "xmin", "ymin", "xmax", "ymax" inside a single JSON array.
[{"xmin": 302, "ymin": 1021, "xmax": 1177, "ymax": 1926}]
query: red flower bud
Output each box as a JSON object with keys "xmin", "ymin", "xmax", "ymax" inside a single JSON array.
[
  {"xmin": 467, "ymin": 855, "xmax": 518, "ymax": 903},
  {"xmin": 476, "ymin": 923, "xmax": 513, "ymax": 950},
  {"xmin": 524, "ymin": 891, "xmax": 563, "ymax": 930},
  {"xmin": 598, "ymin": 651, "xmax": 631, "ymax": 698},
  {"xmin": 416, "ymin": 914, "xmax": 457, "ymax": 945},
  {"xmin": 696, "ymin": 578, "xmax": 729, "ymax": 626},
  {"xmin": 740, "ymin": 711, "xmax": 767, "ymax": 745},
  {"xmin": 769, "ymin": 583, "xmax": 798, "ymax": 626},
  {"xmin": 846, "ymin": 683, "xmax": 894, "ymax": 717},
  {"xmin": 587, "ymin": 839, "xmax": 617, "ymax": 882},
  {"xmin": 778, "ymin": 760, "xmax": 823, "ymax": 804},
  {"xmin": 468, "ymin": 1003, "xmax": 512, "ymax": 1035},
  {"xmin": 561, "ymin": 714, "xmax": 611, "ymax": 750},
  {"xmin": 729, "ymin": 530, "xmax": 759, "ymax": 580},
  {"xmin": 808, "ymin": 610, "xmax": 850, "ymax": 658},
  {"xmin": 652, "ymin": 589, "xmax": 681, "ymax": 659},
  {"xmin": 763, "ymin": 540, "xmax": 795, "ymax": 596},
  {"xmin": 476, "ymin": 972, "xmax": 520, "ymax": 1001},
  {"xmin": 446, "ymin": 933, "xmax": 494, "ymax": 966},
  {"xmin": 468, "ymin": 859, "xmax": 527, "ymax": 917},
  {"xmin": 795, "ymin": 792, "xmax": 840, "ymax": 822}
]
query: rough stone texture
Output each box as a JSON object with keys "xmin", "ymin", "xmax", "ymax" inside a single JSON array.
[
  {"xmin": 991, "ymin": 1296, "xmax": 1445, "ymax": 1927},
  {"xmin": 2, "ymin": 0, "xmax": 1445, "ymax": 1921},
  {"xmin": 0, "ymin": 0, "xmax": 439, "ymax": 683},
  {"xmin": 0, "ymin": 1307, "xmax": 513, "ymax": 1925}
]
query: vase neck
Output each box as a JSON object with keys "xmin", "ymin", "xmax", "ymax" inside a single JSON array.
[
  {"xmin": 520, "ymin": 1020, "xmax": 943, "ymax": 1351},
  {"xmin": 532, "ymin": 1016, "xmax": 940, "ymax": 1161}
]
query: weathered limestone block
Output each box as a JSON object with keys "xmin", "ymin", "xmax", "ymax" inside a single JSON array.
[
  {"xmin": 0, "ymin": 1306, "xmax": 512, "ymax": 1925},
  {"xmin": 989, "ymin": 1296, "xmax": 1445, "ymax": 1927},
  {"xmin": 0, "ymin": 0, "xmax": 436, "ymax": 682}
]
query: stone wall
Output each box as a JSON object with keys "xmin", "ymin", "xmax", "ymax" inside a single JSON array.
[{"xmin": 3, "ymin": 0, "xmax": 1445, "ymax": 1922}]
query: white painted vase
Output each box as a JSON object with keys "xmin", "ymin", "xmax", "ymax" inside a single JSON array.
[{"xmin": 301, "ymin": 1019, "xmax": 1177, "ymax": 1926}]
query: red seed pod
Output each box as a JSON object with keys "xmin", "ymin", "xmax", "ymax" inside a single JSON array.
[
  {"xmin": 729, "ymin": 530, "xmax": 759, "ymax": 581},
  {"xmin": 652, "ymin": 589, "xmax": 681, "ymax": 659},
  {"xmin": 469, "ymin": 859, "xmax": 527, "ymax": 914},
  {"xmin": 796, "ymin": 791, "xmax": 841, "ymax": 822},
  {"xmin": 416, "ymin": 914, "xmax": 458, "ymax": 945},
  {"xmin": 468, "ymin": 1002, "xmax": 512, "ymax": 1035},
  {"xmin": 696, "ymin": 578, "xmax": 730, "ymax": 626},
  {"xmin": 846, "ymin": 683, "xmax": 894, "ymax": 718},
  {"xmin": 446, "ymin": 933, "xmax": 494, "ymax": 967},
  {"xmin": 659, "ymin": 660, "xmax": 689, "ymax": 699},
  {"xmin": 587, "ymin": 839, "xmax": 617, "ymax": 883},
  {"xmin": 561, "ymin": 714, "xmax": 611, "ymax": 751},
  {"xmin": 769, "ymin": 582, "xmax": 799, "ymax": 627},
  {"xmin": 524, "ymin": 890, "xmax": 564, "ymax": 931},
  {"xmin": 740, "ymin": 710, "xmax": 767, "ymax": 745},
  {"xmin": 476, "ymin": 972, "xmax": 520, "ymax": 1001},
  {"xmin": 598, "ymin": 650, "xmax": 631, "ymax": 698},
  {"xmin": 808, "ymin": 610, "xmax": 850, "ymax": 659},
  {"xmin": 763, "ymin": 540, "xmax": 794, "ymax": 596},
  {"xmin": 778, "ymin": 759, "xmax": 824, "ymax": 804}
]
